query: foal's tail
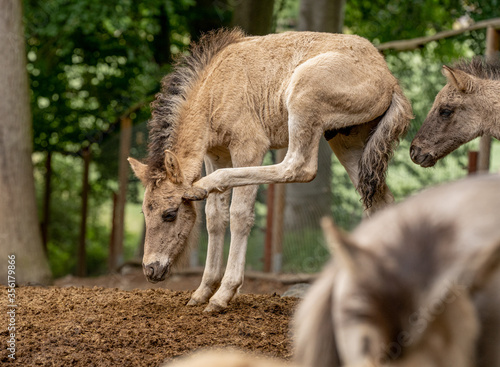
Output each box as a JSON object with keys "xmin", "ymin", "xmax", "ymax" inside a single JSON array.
[{"xmin": 358, "ymin": 84, "xmax": 413, "ymax": 210}]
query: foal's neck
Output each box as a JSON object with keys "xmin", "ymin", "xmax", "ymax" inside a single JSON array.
[
  {"xmin": 475, "ymin": 80, "xmax": 500, "ymax": 140},
  {"xmin": 490, "ymin": 80, "xmax": 500, "ymax": 140},
  {"xmin": 172, "ymin": 106, "xmax": 210, "ymax": 184}
]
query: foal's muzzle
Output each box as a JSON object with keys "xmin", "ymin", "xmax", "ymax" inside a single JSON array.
[
  {"xmin": 410, "ymin": 145, "xmax": 436, "ymax": 168},
  {"xmin": 143, "ymin": 261, "xmax": 170, "ymax": 283}
]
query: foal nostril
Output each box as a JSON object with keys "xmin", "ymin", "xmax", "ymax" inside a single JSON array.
[
  {"xmin": 143, "ymin": 261, "xmax": 169, "ymax": 282},
  {"xmin": 410, "ymin": 145, "xmax": 421, "ymax": 161},
  {"xmin": 144, "ymin": 264, "xmax": 154, "ymax": 278}
]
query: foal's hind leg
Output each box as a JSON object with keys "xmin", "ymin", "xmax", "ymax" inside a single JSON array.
[
  {"xmin": 188, "ymin": 155, "xmax": 231, "ymax": 306},
  {"xmin": 327, "ymin": 121, "xmax": 394, "ymax": 215}
]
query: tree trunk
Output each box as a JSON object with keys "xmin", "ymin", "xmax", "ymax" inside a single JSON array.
[
  {"xmin": 284, "ymin": 0, "xmax": 346, "ymax": 229},
  {"xmin": 0, "ymin": 0, "xmax": 52, "ymax": 285},
  {"xmin": 152, "ymin": 3, "xmax": 171, "ymax": 66},
  {"xmin": 187, "ymin": 0, "xmax": 232, "ymax": 42},
  {"xmin": 232, "ymin": 0, "xmax": 275, "ymax": 35},
  {"xmin": 298, "ymin": 0, "xmax": 345, "ymax": 33}
]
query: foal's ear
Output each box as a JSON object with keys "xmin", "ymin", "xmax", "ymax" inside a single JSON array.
[
  {"xmin": 128, "ymin": 157, "xmax": 148, "ymax": 185},
  {"xmin": 461, "ymin": 239, "xmax": 500, "ymax": 293},
  {"xmin": 164, "ymin": 150, "xmax": 184, "ymax": 184},
  {"xmin": 442, "ymin": 65, "xmax": 475, "ymax": 93},
  {"xmin": 321, "ymin": 217, "xmax": 365, "ymax": 273}
]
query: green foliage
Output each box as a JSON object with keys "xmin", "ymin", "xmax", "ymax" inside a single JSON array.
[
  {"xmin": 27, "ymin": 0, "xmax": 230, "ymax": 277},
  {"xmin": 25, "ymin": 0, "xmax": 170, "ymax": 154},
  {"xmin": 27, "ymin": 0, "xmax": 500, "ymax": 276},
  {"xmin": 345, "ymin": 0, "xmax": 464, "ymax": 43}
]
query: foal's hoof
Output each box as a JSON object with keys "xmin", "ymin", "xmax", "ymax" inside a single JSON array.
[
  {"xmin": 203, "ymin": 301, "xmax": 226, "ymax": 313},
  {"xmin": 186, "ymin": 298, "xmax": 203, "ymax": 306},
  {"xmin": 183, "ymin": 186, "xmax": 208, "ymax": 201}
]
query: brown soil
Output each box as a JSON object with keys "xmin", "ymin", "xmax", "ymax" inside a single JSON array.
[
  {"xmin": 52, "ymin": 268, "xmax": 295, "ymax": 296},
  {"xmin": 1, "ymin": 276, "xmax": 300, "ymax": 366}
]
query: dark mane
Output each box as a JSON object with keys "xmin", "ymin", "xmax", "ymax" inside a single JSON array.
[
  {"xmin": 453, "ymin": 56, "xmax": 500, "ymax": 80},
  {"xmin": 146, "ymin": 28, "xmax": 245, "ymax": 180}
]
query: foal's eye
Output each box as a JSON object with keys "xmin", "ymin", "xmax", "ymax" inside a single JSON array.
[
  {"xmin": 439, "ymin": 108, "xmax": 453, "ymax": 118},
  {"xmin": 162, "ymin": 209, "xmax": 178, "ymax": 222}
]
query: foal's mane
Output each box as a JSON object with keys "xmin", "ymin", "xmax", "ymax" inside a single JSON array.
[
  {"xmin": 147, "ymin": 28, "xmax": 245, "ymax": 178},
  {"xmin": 453, "ymin": 56, "xmax": 500, "ymax": 80}
]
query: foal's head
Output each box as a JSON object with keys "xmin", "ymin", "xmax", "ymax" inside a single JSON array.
[
  {"xmin": 321, "ymin": 217, "xmax": 494, "ymax": 367},
  {"xmin": 129, "ymin": 151, "xmax": 206, "ymax": 283},
  {"xmin": 410, "ymin": 65, "xmax": 486, "ymax": 167}
]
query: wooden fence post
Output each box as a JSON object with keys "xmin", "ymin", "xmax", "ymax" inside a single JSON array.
[
  {"xmin": 264, "ymin": 182, "xmax": 274, "ymax": 273},
  {"xmin": 271, "ymin": 149, "xmax": 286, "ymax": 273},
  {"xmin": 264, "ymin": 149, "xmax": 287, "ymax": 273},
  {"xmin": 468, "ymin": 151, "xmax": 479, "ymax": 175},
  {"xmin": 109, "ymin": 116, "xmax": 132, "ymax": 272},
  {"xmin": 77, "ymin": 147, "xmax": 90, "ymax": 277}
]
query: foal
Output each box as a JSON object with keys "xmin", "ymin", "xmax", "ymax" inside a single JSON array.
[
  {"xmin": 129, "ymin": 29, "xmax": 412, "ymax": 312},
  {"xmin": 295, "ymin": 174, "xmax": 500, "ymax": 367},
  {"xmin": 411, "ymin": 57, "xmax": 500, "ymax": 167}
]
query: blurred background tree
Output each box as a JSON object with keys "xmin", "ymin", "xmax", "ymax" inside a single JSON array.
[
  {"xmin": 232, "ymin": 0, "xmax": 275, "ymax": 35},
  {"xmin": 14, "ymin": 0, "xmax": 500, "ymax": 278},
  {"xmin": 0, "ymin": 0, "xmax": 52, "ymax": 285}
]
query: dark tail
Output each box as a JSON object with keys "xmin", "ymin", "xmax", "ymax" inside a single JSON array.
[{"xmin": 358, "ymin": 84, "xmax": 413, "ymax": 209}]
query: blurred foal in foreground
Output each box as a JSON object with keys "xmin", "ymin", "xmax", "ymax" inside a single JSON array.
[
  {"xmin": 163, "ymin": 175, "xmax": 500, "ymax": 366},
  {"xmin": 295, "ymin": 174, "xmax": 500, "ymax": 367},
  {"xmin": 161, "ymin": 349, "xmax": 296, "ymax": 367}
]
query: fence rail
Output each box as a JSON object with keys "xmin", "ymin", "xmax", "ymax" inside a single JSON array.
[{"xmin": 377, "ymin": 17, "xmax": 500, "ymax": 51}]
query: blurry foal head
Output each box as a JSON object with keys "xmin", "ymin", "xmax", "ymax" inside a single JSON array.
[
  {"xmin": 128, "ymin": 151, "xmax": 206, "ymax": 283},
  {"xmin": 315, "ymin": 217, "xmax": 500, "ymax": 367}
]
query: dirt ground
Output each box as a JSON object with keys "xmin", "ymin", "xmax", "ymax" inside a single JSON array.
[
  {"xmin": 1, "ymin": 270, "xmax": 303, "ymax": 366},
  {"xmin": 52, "ymin": 267, "xmax": 298, "ymax": 295}
]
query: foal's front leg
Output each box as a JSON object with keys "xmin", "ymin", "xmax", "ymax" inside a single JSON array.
[
  {"xmin": 204, "ymin": 184, "xmax": 259, "ymax": 312},
  {"xmin": 187, "ymin": 189, "xmax": 230, "ymax": 306},
  {"xmin": 194, "ymin": 116, "xmax": 323, "ymax": 193}
]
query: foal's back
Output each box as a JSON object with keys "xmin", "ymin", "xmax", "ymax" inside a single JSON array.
[{"xmin": 200, "ymin": 32, "xmax": 398, "ymax": 149}]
